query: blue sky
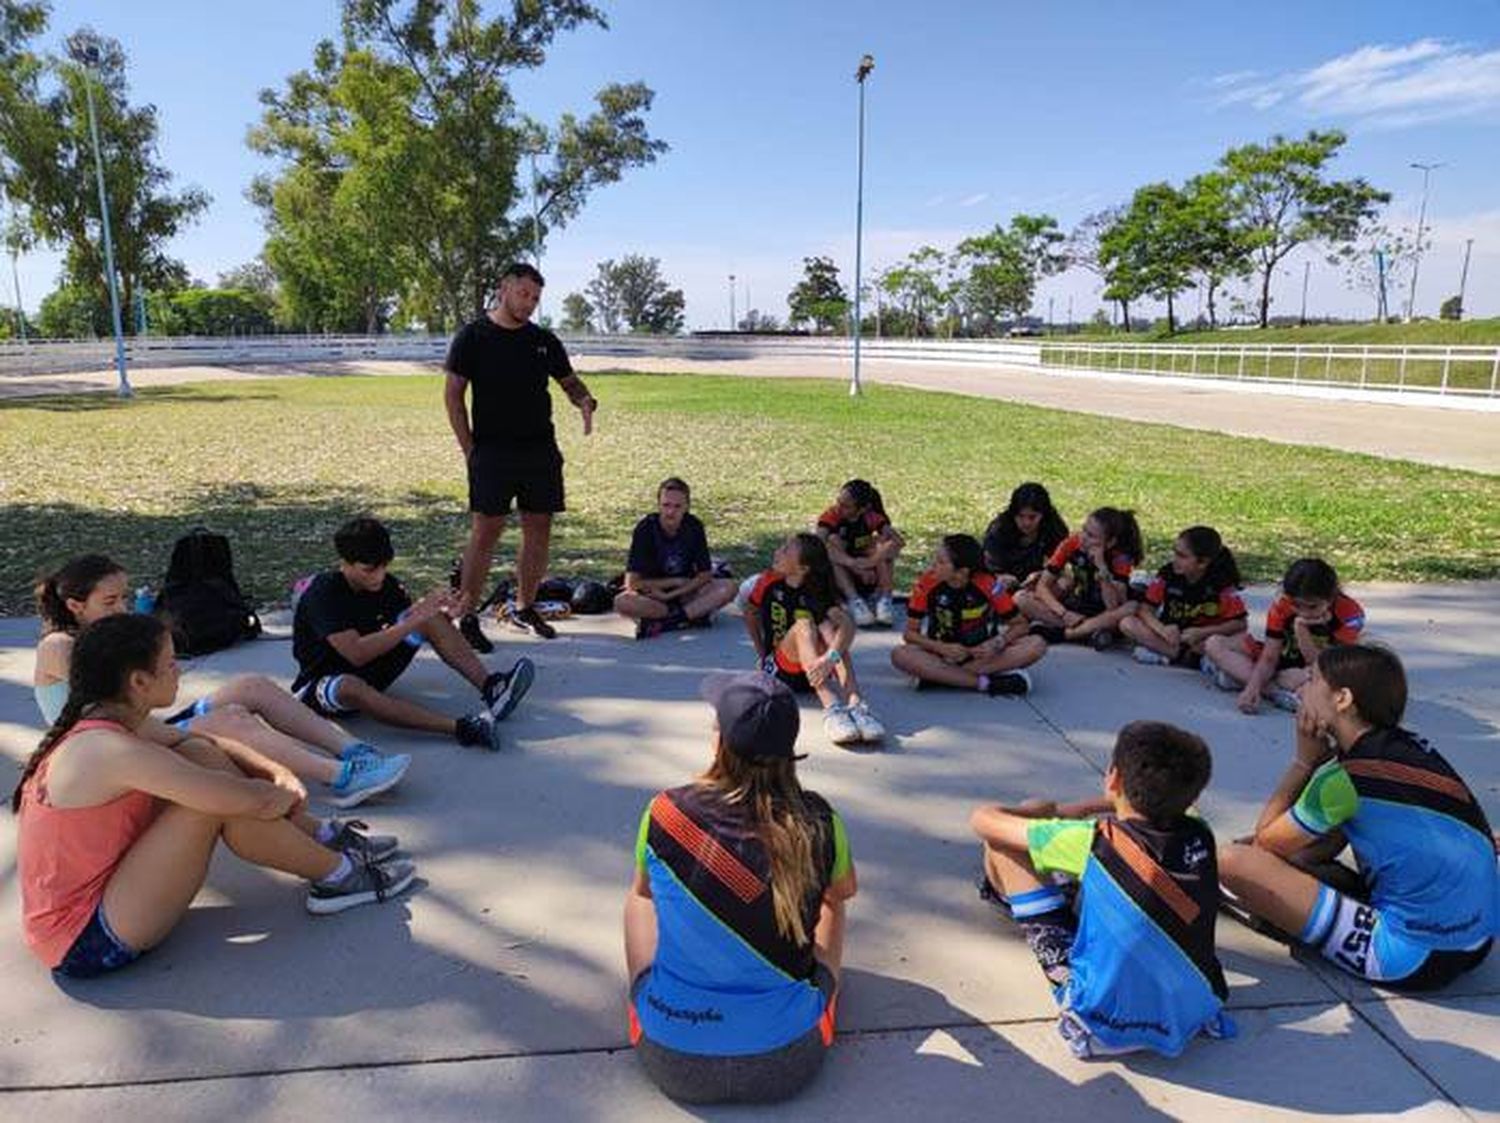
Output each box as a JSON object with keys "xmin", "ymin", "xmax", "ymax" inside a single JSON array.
[{"xmin": 11, "ymin": 0, "xmax": 1500, "ymax": 328}]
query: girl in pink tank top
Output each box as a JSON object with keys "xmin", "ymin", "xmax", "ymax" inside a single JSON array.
[{"xmin": 13, "ymin": 614, "xmax": 415, "ymax": 980}]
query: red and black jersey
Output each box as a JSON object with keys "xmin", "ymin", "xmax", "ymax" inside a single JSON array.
[
  {"xmin": 749, "ymin": 570, "xmax": 828, "ymax": 672},
  {"xmin": 816, "ymin": 505, "xmax": 889, "ymax": 558},
  {"xmin": 1144, "ymin": 565, "xmax": 1247, "ymax": 630},
  {"xmin": 1044, "ymin": 533, "xmax": 1133, "ymax": 608},
  {"xmin": 907, "ymin": 570, "xmax": 1018, "ymax": 646},
  {"xmin": 1257, "ymin": 592, "xmax": 1365, "ymax": 669}
]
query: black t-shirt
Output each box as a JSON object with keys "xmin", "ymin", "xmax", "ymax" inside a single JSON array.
[
  {"xmin": 981, "ymin": 521, "xmax": 1060, "ymax": 582},
  {"xmin": 444, "ymin": 317, "xmax": 574, "ymax": 445},
  {"xmin": 628, "ymin": 513, "xmax": 712, "ymax": 580},
  {"xmin": 748, "ymin": 571, "xmax": 828, "ymax": 655},
  {"xmin": 292, "ymin": 570, "xmax": 413, "ymax": 689}
]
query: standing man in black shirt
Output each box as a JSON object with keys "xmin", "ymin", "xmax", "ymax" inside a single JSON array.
[{"xmin": 445, "ymin": 263, "xmax": 598, "ymax": 646}]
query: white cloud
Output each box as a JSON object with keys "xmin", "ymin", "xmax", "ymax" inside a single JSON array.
[
  {"xmin": 958, "ymin": 192, "xmax": 990, "ymax": 208},
  {"xmin": 1211, "ymin": 39, "xmax": 1500, "ymax": 127}
]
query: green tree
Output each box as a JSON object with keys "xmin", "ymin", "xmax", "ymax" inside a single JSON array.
[
  {"xmin": 584, "ymin": 255, "xmax": 683, "ymax": 334},
  {"xmin": 0, "ymin": 18, "xmax": 208, "ymax": 334},
  {"xmin": 1064, "ymin": 206, "xmax": 1126, "ymax": 327},
  {"xmin": 251, "ymin": 1, "xmax": 666, "ymax": 331},
  {"xmin": 1439, "ymin": 295, "xmax": 1462, "ymax": 321},
  {"xmin": 787, "ymin": 255, "xmax": 847, "ymax": 333},
  {"xmin": 36, "ymin": 279, "xmax": 101, "ymax": 336},
  {"xmin": 560, "ymin": 291, "xmax": 593, "ymax": 332},
  {"xmin": 1102, "ymin": 184, "xmax": 1195, "ymax": 334},
  {"xmin": 957, "ymin": 214, "xmax": 1064, "ymax": 333},
  {"xmin": 1219, "ymin": 130, "xmax": 1388, "ymax": 328},
  {"xmin": 879, "ymin": 247, "xmax": 946, "ymax": 336},
  {"xmin": 1180, "ymin": 173, "xmax": 1250, "ymax": 329},
  {"xmin": 217, "ymin": 258, "xmax": 278, "ymax": 297},
  {"xmin": 1332, "ymin": 224, "xmax": 1412, "ymax": 323}
]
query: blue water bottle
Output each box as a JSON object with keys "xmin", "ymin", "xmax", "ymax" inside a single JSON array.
[{"xmin": 134, "ymin": 586, "xmax": 156, "ymax": 614}]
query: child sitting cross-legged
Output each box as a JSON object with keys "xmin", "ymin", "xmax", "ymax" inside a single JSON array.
[
  {"xmin": 970, "ymin": 721, "xmax": 1234, "ymax": 1059},
  {"xmin": 890, "ymin": 534, "xmax": 1046, "ymax": 697}
]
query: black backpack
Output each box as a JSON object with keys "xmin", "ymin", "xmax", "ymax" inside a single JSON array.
[{"xmin": 155, "ymin": 528, "xmax": 263, "ymax": 657}]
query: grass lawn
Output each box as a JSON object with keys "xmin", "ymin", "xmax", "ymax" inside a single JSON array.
[
  {"xmin": 1047, "ymin": 318, "xmax": 1500, "ymax": 346},
  {"xmin": 1, "ymin": 372, "xmax": 1497, "ymax": 616}
]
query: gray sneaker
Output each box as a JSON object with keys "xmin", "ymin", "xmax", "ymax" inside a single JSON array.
[
  {"xmin": 323, "ymin": 819, "xmax": 400, "ymax": 863},
  {"xmin": 307, "ymin": 853, "xmax": 416, "ymax": 915}
]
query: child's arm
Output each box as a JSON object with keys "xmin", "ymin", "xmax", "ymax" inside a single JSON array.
[
  {"xmin": 325, "ymin": 589, "xmax": 453, "ymax": 668},
  {"xmin": 744, "ymin": 607, "xmax": 769, "ymax": 662},
  {"xmin": 33, "ymin": 631, "xmax": 73, "ymax": 687},
  {"xmin": 1033, "ymin": 570, "xmax": 1071, "ymax": 618},
  {"xmin": 1134, "ymin": 603, "xmax": 1178, "ymax": 644},
  {"xmin": 1252, "ymin": 708, "xmax": 1338, "ymax": 857},
  {"xmin": 1181, "ymin": 616, "xmax": 1247, "ymax": 648},
  {"xmin": 1291, "ymin": 615, "xmax": 1325, "ymax": 666}
]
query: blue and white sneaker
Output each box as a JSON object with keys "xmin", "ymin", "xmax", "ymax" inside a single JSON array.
[
  {"xmin": 483, "ymin": 657, "xmax": 535, "ymax": 722},
  {"xmin": 1199, "ymin": 655, "xmax": 1239, "ymax": 692},
  {"xmin": 325, "ymin": 751, "xmax": 412, "ymax": 809}
]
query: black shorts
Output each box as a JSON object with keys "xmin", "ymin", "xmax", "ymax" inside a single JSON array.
[{"xmin": 468, "ymin": 441, "xmax": 565, "ymax": 516}]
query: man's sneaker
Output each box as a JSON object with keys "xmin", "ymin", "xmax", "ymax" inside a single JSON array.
[
  {"xmin": 1090, "ymin": 629, "xmax": 1118, "ymax": 652},
  {"xmin": 986, "ymin": 669, "xmax": 1032, "ymax": 697},
  {"xmin": 1132, "ymin": 645, "xmax": 1170, "ymax": 666},
  {"xmin": 323, "ymin": 819, "xmax": 400, "ymax": 863},
  {"xmin": 456, "ymin": 710, "xmax": 503, "ymax": 752},
  {"xmin": 846, "ymin": 597, "xmax": 876, "ymax": 627},
  {"xmin": 847, "ymin": 701, "xmax": 886, "ymax": 743},
  {"xmin": 1029, "ymin": 622, "xmax": 1066, "ymax": 645},
  {"xmin": 1267, "ymin": 687, "xmax": 1302, "ymax": 712},
  {"xmin": 635, "ymin": 611, "xmax": 689, "ymax": 640},
  {"xmin": 823, "ymin": 704, "xmax": 862, "ymax": 746},
  {"xmin": 306, "ymin": 853, "xmax": 417, "ymax": 915},
  {"xmin": 1199, "ymin": 655, "xmax": 1239, "ymax": 692},
  {"xmin": 483, "ymin": 657, "xmax": 535, "ymax": 721},
  {"xmin": 873, "ymin": 594, "xmax": 896, "ymax": 627},
  {"xmin": 510, "ymin": 604, "xmax": 558, "ymax": 640},
  {"xmin": 459, "ymin": 613, "xmax": 495, "ymax": 654},
  {"xmin": 325, "ymin": 751, "xmax": 411, "ymax": 809}
]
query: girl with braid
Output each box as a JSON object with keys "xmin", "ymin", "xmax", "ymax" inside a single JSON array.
[{"xmin": 15, "ymin": 615, "xmax": 415, "ymax": 980}]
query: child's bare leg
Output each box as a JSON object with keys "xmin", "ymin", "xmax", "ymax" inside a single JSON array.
[
  {"xmin": 420, "ymin": 614, "xmax": 489, "ymax": 691},
  {"xmin": 1015, "ymin": 590, "xmax": 1063, "ymax": 625},
  {"xmin": 209, "ymin": 675, "xmax": 353, "ymax": 755},
  {"xmin": 783, "ymin": 620, "xmax": 840, "ymax": 708},
  {"xmin": 1204, "ymin": 635, "xmax": 1256, "ymax": 684},
  {"xmin": 336, "ymin": 677, "xmax": 457, "ymax": 737},
  {"xmin": 890, "ymin": 645, "xmax": 979, "ymax": 688},
  {"xmin": 683, "ymin": 579, "xmax": 737, "ymax": 620},
  {"xmin": 819, "ymin": 620, "xmax": 865, "ymax": 705},
  {"xmin": 970, "ymin": 635, "xmax": 1047, "ymax": 673},
  {"xmin": 1063, "ymin": 602, "xmax": 1134, "ymax": 641},
  {"xmin": 1218, "ymin": 843, "xmax": 1321, "ymax": 935},
  {"xmin": 190, "ymin": 706, "xmax": 340, "ymax": 785},
  {"xmin": 830, "ymin": 562, "xmax": 861, "ymax": 601},
  {"xmin": 1119, "ymin": 614, "xmax": 1177, "ymax": 657},
  {"xmin": 613, "ymin": 591, "xmax": 671, "ymax": 621}
]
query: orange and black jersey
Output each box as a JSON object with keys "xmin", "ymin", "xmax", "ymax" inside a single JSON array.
[
  {"xmin": 908, "ymin": 570, "xmax": 1019, "ymax": 646},
  {"xmin": 1253, "ymin": 592, "xmax": 1365, "ymax": 670},
  {"xmin": 817, "ymin": 505, "xmax": 889, "ymax": 558},
  {"xmin": 749, "ymin": 571, "xmax": 829, "ymax": 670},
  {"xmin": 1144, "ymin": 566, "xmax": 1247, "ymax": 630},
  {"xmin": 1045, "ymin": 533, "xmax": 1133, "ymax": 607}
]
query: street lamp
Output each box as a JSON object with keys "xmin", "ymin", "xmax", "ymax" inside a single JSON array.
[
  {"xmin": 1406, "ymin": 161, "xmax": 1444, "ymax": 322},
  {"xmin": 69, "ymin": 38, "xmax": 130, "ymax": 397},
  {"xmin": 851, "ymin": 53, "xmax": 874, "ymax": 397},
  {"xmin": 728, "ymin": 272, "xmax": 736, "ymax": 332}
]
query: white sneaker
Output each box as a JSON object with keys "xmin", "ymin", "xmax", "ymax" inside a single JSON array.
[
  {"xmin": 1132, "ymin": 646, "xmax": 1170, "ymax": 666},
  {"xmin": 873, "ymin": 594, "xmax": 895, "ymax": 626},
  {"xmin": 848, "ymin": 701, "xmax": 886, "ymax": 742},
  {"xmin": 823, "ymin": 704, "xmax": 862, "ymax": 745},
  {"xmin": 1267, "ymin": 687, "xmax": 1302, "ymax": 712},
  {"xmin": 846, "ymin": 597, "xmax": 876, "ymax": 627}
]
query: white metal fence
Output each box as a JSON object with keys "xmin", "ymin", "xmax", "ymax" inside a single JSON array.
[{"xmin": 2, "ymin": 332, "xmax": 1497, "ymax": 400}]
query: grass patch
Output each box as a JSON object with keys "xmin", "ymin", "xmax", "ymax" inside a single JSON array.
[
  {"xmin": 1, "ymin": 372, "xmax": 1496, "ymax": 615},
  {"xmin": 1046, "ymin": 318, "xmax": 1500, "ymax": 346}
]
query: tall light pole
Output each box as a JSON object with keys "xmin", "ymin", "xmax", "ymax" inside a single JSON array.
[
  {"xmin": 728, "ymin": 273, "xmax": 736, "ymax": 331},
  {"xmin": 851, "ymin": 53, "xmax": 874, "ymax": 397},
  {"xmin": 1457, "ymin": 238, "xmax": 1474, "ymax": 319},
  {"xmin": 1406, "ymin": 161, "xmax": 1444, "ymax": 322},
  {"xmin": 1299, "ymin": 259, "xmax": 1311, "ymax": 326},
  {"xmin": 70, "ymin": 40, "xmax": 130, "ymax": 396}
]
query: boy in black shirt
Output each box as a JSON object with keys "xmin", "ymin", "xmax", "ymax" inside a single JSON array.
[
  {"xmin": 444, "ymin": 263, "xmax": 597, "ymax": 647},
  {"xmin": 614, "ymin": 478, "xmax": 738, "ymax": 639},
  {"xmin": 292, "ymin": 518, "xmax": 535, "ymax": 751}
]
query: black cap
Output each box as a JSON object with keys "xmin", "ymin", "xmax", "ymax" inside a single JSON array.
[{"xmin": 700, "ymin": 671, "xmax": 804, "ymax": 761}]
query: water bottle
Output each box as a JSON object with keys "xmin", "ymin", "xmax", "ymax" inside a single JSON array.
[{"xmin": 134, "ymin": 586, "xmax": 155, "ymax": 614}]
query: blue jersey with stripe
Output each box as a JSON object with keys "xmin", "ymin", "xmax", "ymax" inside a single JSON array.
[
  {"xmin": 1292, "ymin": 727, "xmax": 1497, "ymax": 952},
  {"xmin": 1030, "ymin": 816, "xmax": 1231, "ymax": 1057}
]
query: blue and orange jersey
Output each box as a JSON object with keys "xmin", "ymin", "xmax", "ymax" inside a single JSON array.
[
  {"xmin": 907, "ymin": 570, "xmax": 1018, "ymax": 647},
  {"xmin": 1028, "ymin": 814, "xmax": 1232, "ymax": 1057},
  {"xmin": 817, "ymin": 505, "xmax": 890, "ymax": 558},
  {"xmin": 1291, "ymin": 727, "xmax": 1496, "ymax": 953},
  {"xmin": 1253, "ymin": 592, "xmax": 1365, "ymax": 669},
  {"xmin": 631, "ymin": 784, "xmax": 853, "ymax": 1055},
  {"xmin": 1144, "ymin": 565, "xmax": 1247, "ymax": 630},
  {"xmin": 1044, "ymin": 533, "xmax": 1133, "ymax": 605}
]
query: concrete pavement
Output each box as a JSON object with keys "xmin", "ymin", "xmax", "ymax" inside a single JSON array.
[{"xmin": 1, "ymin": 582, "xmax": 1496, "ymax": 1119}]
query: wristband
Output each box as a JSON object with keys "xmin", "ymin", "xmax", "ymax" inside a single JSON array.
[{"xmin": 826, "ymin": 649, "xmax": 842, "ymax": 664}]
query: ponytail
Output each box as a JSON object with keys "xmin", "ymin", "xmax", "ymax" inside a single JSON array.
[
  {"xmin": 793, "ymin": 532, "xmax": 838, "ymax": 612},
  {"xmin": 702, "ymin": 743, "xmax": 823, "ymax": 944},
  {"xmin": 12, "ymin": 614, "xmax": 167, "ymax": 813},
  {"xmin": 35, "ymin": 554, "xmax": 124, "ymax": 634}
]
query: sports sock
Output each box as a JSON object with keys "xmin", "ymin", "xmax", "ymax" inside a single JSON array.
[
  {"xmin": 315, "ymin": 819, "xmax": 337, "ymax": 844},
  {"xmin": 316, "ymin": 853, "xmax": 354, "ymax": 887},
  {"xmin": 976, "ymin": 674, "xmax": 990, "ymax": 693}
]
